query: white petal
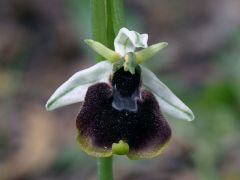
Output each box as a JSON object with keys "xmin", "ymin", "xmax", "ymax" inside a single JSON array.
[
  {"xmin": 46, "ymin": 61, "xmax": 112, "ymax": 111},
  {"xmin": 141, "ymin": 65, "xmax": 194, "ymax": 121},
  {"xmin": 114, "ymin": 27, "xmax": 148, "ymax": 57}
]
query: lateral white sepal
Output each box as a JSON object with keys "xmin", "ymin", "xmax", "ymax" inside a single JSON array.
[
  {"xmin": 141, "ymin": 65, "xmax": 194, "ymax": 121},
  {"xmin": 46, "ymin": 61, "xmax": 112, "ymax": 111}
]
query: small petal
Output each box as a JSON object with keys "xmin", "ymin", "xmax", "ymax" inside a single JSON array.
[
  {"xmin": 84, "ymin": 39, "xmax": 121, "ymax": 62},
  {"xmin": 114, "ymin": 27, "xmax": 148, "ymax": 56},
  {"xmin": 45, "ymin": 61, "xmax": 112, "ymax": 111},
  {"xmin": 141, "ymin": 65, "xmax": 194, "ymax": 121},
  {"xmin": 135, "ymin": 42, "xmax": 168, "ymax": 64}
]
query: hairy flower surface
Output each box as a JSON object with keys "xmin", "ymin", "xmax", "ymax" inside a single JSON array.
[{"xmin": 46, "ymin": 28, "xmax": 194, "ymax": 159}]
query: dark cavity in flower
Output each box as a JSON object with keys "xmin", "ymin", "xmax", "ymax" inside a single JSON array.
[
  {"xmin": 112, "ymin": 67, "xmax": 140, "ymax": 112},
  {"xmin": 76, "ymin": 67, "xmax": 171, "ymax": 152}
]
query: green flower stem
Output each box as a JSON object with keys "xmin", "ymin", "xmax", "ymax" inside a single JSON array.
[
  {"xmin": 97, "ymin": 157, "xmax": 113, "ymax": 180},
  {"xmin": 91, "ymin": 0, "xmax": 125, "ymax": 179},
  {"xmin": 91, "ymin": 0, "xmax": 125, "ymax": 61},
  {"xmin": 91, "ymin": 0, "xmax": 108, "ymax": 61},
  {"xmin": 111, "ymin": 0, "xmax": 125, "ymax": 35}
]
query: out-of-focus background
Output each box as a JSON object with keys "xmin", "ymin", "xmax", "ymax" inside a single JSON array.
[{"xmin": 0, "ymin": 0, "xmax": 240, "ymax": 179}]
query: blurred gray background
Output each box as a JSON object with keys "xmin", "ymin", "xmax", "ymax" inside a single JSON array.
[{"xmin": 0, "ymin": 0, "xmax": 240, "ymax": 179}]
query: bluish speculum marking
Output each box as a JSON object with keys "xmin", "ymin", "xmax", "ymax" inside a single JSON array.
[{"xmin": 112, "ymin": 67, "xmax": 141, "ymax": 112}]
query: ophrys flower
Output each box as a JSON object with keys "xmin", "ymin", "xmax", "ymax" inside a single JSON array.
[{"xmin": 46, "ymin": 28, "xmax": 194, "ymax": 159}]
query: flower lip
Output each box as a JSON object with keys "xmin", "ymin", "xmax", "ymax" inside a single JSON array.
[{"xmin": 76, "ymin": 82, "xmax": 171, "ymax": 159}]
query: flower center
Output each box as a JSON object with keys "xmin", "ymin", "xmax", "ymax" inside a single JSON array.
[{"xmin": 111, "ymin": 67, "xmax": 141, "ymax": 112}]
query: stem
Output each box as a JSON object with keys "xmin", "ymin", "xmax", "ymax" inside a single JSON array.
[
  {"xmin": 106, "ymin": 0, "xmax": 115, "ymax": 49},
  {"xmin": 97, "ymin": 157, "xmax": 113, "ymax": 180},
  {"xmin": 91, "ymin": 0, "xmax": 125, "ymax": 180},
  {"xmin": 91, "ymin": 0, "xmax": 108, "ymax": 61},
  {"xmin": 111, "ymin": 0, "xmax": 125, "ymax": 35}
]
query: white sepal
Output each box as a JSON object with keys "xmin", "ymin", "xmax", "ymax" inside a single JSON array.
[
  {"xmin": 114, "ymin": 27, "xmax": 148, "ymax": 57},
  {"xmin": 141, "ymin": 65, "xmax": 194, "ymax": 121},
  {"xmin": 46, "ymin": 61, "xmax": 112, "ymax": 111}
]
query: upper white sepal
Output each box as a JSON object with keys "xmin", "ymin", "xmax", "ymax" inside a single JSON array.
[
  {"xmin": 46, "ymin": 61, "xmax": 112, "ymax": 111},
  {"xmin": 114, "ymin": 27, "xmax": 148, "ymax": 57},
  {"xmin": 141, "ymin": 65, "xmax": 194, "ymax": 121}
]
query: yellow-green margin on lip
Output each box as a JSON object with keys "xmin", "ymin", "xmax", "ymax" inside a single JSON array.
[
  {"xmin": 127, "ymin": 139, "xmax": 171, "ymax": 160},
  {"xmin": 77, "ymin": 130, "xmax": 171, "ymax": 160},
  {"xmin": 76, "ymin": 131, "xmax": 112, "ymax": 157}
]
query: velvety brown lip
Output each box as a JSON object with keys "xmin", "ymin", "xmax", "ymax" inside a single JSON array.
[{"xmin": 76, "ymin": 67, "xmax": 171, "ymax": 155}]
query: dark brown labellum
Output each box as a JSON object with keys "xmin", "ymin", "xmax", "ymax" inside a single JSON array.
[{"xmin": 76, "ymin": 67, "xmax": 171, "ymax": 154}]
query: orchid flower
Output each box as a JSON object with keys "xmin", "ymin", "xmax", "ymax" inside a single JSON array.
[{"xmin": 46, "ymin": 27, "xmax": 194, "ymax": 159}]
